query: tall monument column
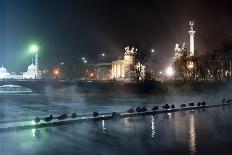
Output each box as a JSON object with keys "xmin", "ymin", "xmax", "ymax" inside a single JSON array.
[{"xmin": 188, "ymin": 20, "xmax": 195, "ymax": 56}]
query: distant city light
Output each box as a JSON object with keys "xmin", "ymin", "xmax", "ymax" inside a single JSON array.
[
  {"xmin": 82, "ymin": 57, "xmax": 85, "ymax": 60},
  {"xmin": 159, "ymin": 71, "xmax": 163, "ymax": 74},
  {"xmin": 84, "ymin": 60, "xmax": 87, "ymax": 63},
  {"xmin": 151, "ymin": 49, "xmax": 155, "ymax": 53},
  {"xmin": 101, "ymin": 53, "xmax": 105, "ymax": 57},
  {"xmin": 166, "ymin": 67, "xmax": 174, "ymax": 76},
  {"xmin": 90, "ymin": 73, "xmax": 94, "ymax": 77}
]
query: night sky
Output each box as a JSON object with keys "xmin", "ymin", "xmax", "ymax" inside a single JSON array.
[{"xmin": 1, "ymin": 0, "xmax": 232, "ymax": 72}]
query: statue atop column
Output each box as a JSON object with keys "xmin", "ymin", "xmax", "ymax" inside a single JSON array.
[{"xmin": 189, "ymin": 20, "xmax": 194, "ymax": 31}]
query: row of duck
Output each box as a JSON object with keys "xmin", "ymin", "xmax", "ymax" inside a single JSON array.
[{"xmin": 33, "ymin": 98, "xmax": 231, "ymax": 124}]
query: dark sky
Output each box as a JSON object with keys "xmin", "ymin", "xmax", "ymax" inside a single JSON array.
[{"xmin": 1, "ymin": 0, "xmax": 232, "ymax": 72}]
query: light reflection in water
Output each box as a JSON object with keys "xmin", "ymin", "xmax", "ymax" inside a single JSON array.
[
  {"xmin": 189, "ymin": 113, "xmax": 196, "ymax": 155},
  {"xmin": 151, "ymin": 115, "xmax": 156, "ymax": 138},
  {"xmin": 167, "ymin": 113, "xmax": 172, "ymax": 118},
  {"xmin": 32, "ymin": 129, "xmax": 36, "ymax": 137},
  {"xmin": 123, "ymin": 117, "xmax": 134, "ymax": 133},
  {"xmin": 102, "ymin": 120, "xmax": 106, "ymax": 132}
]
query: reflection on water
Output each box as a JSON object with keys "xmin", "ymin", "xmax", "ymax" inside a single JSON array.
[
  {"xmin": 151, "ymin": 115, "xmax": 156, "ymax": 138},
  {"xmin": 189, "ymin": 113, "xmax": 196, "ymax": 155},
  {"xmin": 102, "ymin": 120, "xmax": 106, "ymax": 133},
  {"xmin": 0, "ymin": 92, "xmax": 232, "ymax": 155}
]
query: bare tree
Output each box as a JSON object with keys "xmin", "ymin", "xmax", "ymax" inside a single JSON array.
[{"xmin": 127, "ymin": 47, "xmax": 150, "ymax": 83}]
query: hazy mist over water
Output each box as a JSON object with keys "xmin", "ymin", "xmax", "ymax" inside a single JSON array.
[
  {"xmin": 0, "ymin": 85, "xmax": 232, "ymax": 155},
  {"xmin": 0, "ymin": 106, "xmax": 232, "ymax": 155}
]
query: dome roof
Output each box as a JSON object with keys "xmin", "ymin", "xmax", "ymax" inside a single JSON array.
[
  {"xmin": 27, "ymin": 63, "xmax": 36, "ymax": 71},
  {"xmin": 0, "ymin": 65, "xmax": 8, "ymax": 73}
]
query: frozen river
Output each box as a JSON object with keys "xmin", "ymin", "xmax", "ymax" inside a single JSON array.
[{"xmin": 0, "ymin": 86, "xmax": 232, "ymax": 155}]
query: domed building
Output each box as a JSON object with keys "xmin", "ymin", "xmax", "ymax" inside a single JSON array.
[
  {"xmin": 0, "ymin": 65, "xmax": 10, "ymax": 79},
  {"xmin": 23, "ymin": 63, "xmax": 37, "ymax": 79}
]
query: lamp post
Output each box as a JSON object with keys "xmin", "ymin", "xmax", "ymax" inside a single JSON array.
[
  {"xmin": 29, "ymin": 44, "xmax": 39, "ymax": 79},
  {"xmin": 98, "ymin": 53, "xmax": 105, "ymax": 80}
]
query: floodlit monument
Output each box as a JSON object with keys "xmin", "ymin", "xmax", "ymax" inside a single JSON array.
[
  {"xmin": 112, "ymin": 46, "xmax": 145, "ymax": 81},
  {"xmin": 0, "ymin": 65, "xmax": 10, "ymax": 79}
]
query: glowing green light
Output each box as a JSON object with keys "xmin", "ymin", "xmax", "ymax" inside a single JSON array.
[{"xmin": 29, "ymin": 44, "xmax": 39, "ymax": 53}]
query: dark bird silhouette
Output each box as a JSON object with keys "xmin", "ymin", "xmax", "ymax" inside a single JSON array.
[
  {"xmin": 141, "ymin": 107, "xmax": 147, "ymax": 112},
  {"xmin": 171, "ymin": 104, "xmax": 175, "ymax": 109},
  {"xmin": 226, "ymin": 99, "xmax": 232, "ymax": 103},
  {"xmin": 152, "ymin": 106, "xmax": 159, "ymax": 111},
  {"xmin": 202, "ymin": 101, "xmax": 206, "ymax": 106},
  {"xmin": 34, "ymin": 117, "xmax": 40, "ymax": 123},
  {"xmin": 112, "ymin": 112, "xmax": 121, "ymax": 119},
  {"xmin": 93, "ymin": 112, "xmax": 99, "ymax": 117},
  {"xmin": 44, "ymin": 115, "xmax": 53, "ymax": 122},
  {"xmin": 127, "ymin": 108, "xmax": 134, "ymax": 113},
  {"xmin": 57, "ymin": 114, "xmax": 68, "ymax": 120},
  {"xmin": 180, "ymin": 104, "xmax": 186, "ymax": 108},
  {"xmin": 162, "ymin": 104, "xmax": 170, "ymax": 110},
  {"xmin": 71, "ymin": 113, "xmax": 77, "ymax": 118},
  {"xmin": 136, "ymin": 107, "xmax": 142, "ymax": 112},
  {"xmin": 188, "ymin": 103, "xmax": 195, "ymax": 107},
  {"xmin": 222, "ymin": 98, "xmax": 226, "ymax": 103},
  {"xmin": 197, "ymin": 102, "xmax": 201, "ymax": 106}
]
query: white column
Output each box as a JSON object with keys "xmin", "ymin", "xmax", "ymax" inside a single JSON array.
[
  {"xmin": 189, "ymin": 32, "xmax": 195, "ymax": 56},
  {"xmin": 122, "ymin": 64, "xmax": 125, "ymax": 78},
  {"xmin": 188, "ymin": 21, "xmax": 195, "ymax": 57}
]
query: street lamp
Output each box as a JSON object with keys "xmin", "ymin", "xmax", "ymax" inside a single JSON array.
[
  {"xmin": 151, "ymin": 48, "xmax": 155, "ymax": 53},
  {"xmin": 54, "ymin": 69, "xmax": 59, "ymax": 79},
  {"xmin": 29, "ymin": 44, "xmax": 39, "ymax": 79},
  {"xmin": 166, "ymin": 66, "xmax": 174, "ymax": 77},
  {"xmin": 98, "ymin": 53, "xmax": 106, "ymax": 80}
]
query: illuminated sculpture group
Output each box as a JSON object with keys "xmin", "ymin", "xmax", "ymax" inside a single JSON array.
[{"xmin": 112, "ymin": 46, "xmax": 145, "ymax": 81}]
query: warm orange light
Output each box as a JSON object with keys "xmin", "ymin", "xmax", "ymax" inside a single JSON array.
[
  {"xmin": 90, "ymin": 73, "xmax": 94, "ymax": 77},
  {"xmin": 54, "ymin": 70, "xmax": 59, "ymax": 75}
]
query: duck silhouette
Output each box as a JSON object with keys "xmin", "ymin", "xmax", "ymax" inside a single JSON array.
[
  {"xmin": 197, "ymin": 102, "xmax": 201, "ymax": 106},
  {"xmin": 188, "ymin": 103, "xmax": 194, "ymax": 107},
  {"xmin": 152, "ymin": 106, "xmax": 159, "ymax": 111},
  {"xmin": 202, "ymin": 101, "xmax": 206, "ymax": 106},
  {"xmin": 44, "ymin": 115, "xmax": 53, "ymax": 122},
  {"xmin": 93, "ymin": 112, "xmax": 99, "ymax": 117},
  {"xmin": 56, "ymin": 114, "xmax": 68, "ymax": 120},
  {"xmin": 34, "ymin": 117, "xmax": 40, "ymax": 123},
  {"xmin": 141, "ymin": 107, "xmax": 147, "ymax": 112},
  {"xmin": 136, "ymin": 107, "xmax": 142, "ymax": 112},
  {"xmin": 180, "ymin": 104, "xmax": 186, "ymax": 108},
  {"xmin": 162, "ymin": 104, "xmax": 170, "ymax": 110},
  {"xmin": 222, "ymin": 98, "xmax": 226, "ymax": 103},
  {"xmin": 112, "ymin": 112, "xmax": 121, "ymax": 119},
  {"xmin": 71, "ymin": 113, "xmax": 77, "ymax": 118},
  {"xmin": 127, "ymin": 108, "xmax": 134, "ymax": 113},
  {"xmin": 171, "ymin": 104, "xmax": 175, "ymax": 109}
]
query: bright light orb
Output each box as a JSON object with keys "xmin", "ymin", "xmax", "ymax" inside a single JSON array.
[
  {"xmin": 166, "ymin": 67, "xmax": 174, "ymax": 76},
  {"xmin": 30, "ymin": 44, "xmax": 39, "ymax": 53},
  {"xmin": 54, "ymin": 70, "xmax": 59, "ymax": 75}
]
